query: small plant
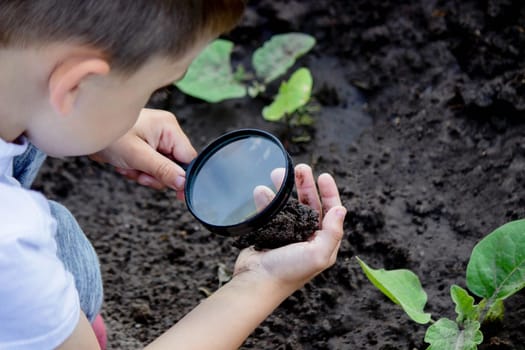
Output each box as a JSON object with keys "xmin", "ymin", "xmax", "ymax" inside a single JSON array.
[
  {"xmin": 261, "ymin": 67, "xmax": 317, "ymax": 139},
  {"xmin": 357, "ymin": 219, "xmax": 525, "ymax": 350},
  {"xmin": 175, "ymin": 33, "xmax": 317, "ymax": 138}
]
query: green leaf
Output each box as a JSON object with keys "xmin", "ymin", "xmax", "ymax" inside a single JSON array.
[
  {"xmin": 485, "ymin": 299, "xmax": 505, "ymax": 322},
  {"xmin": 292, "ymin": 113, "xmax": 315, "ymax": 127},
  {"xmin": 356, "ymin": 257, "xmax": 432, "ymax": 324},
  {"xmin": 451, "ymin": 285, "xmax": 480, "ymax": 325},
  {"xmin": 425, "ymin": 318, "xmax": 483, "ymax": 350},
  {"xmin": 466, "ymin": 219, "xmax": 525, "ymax": 301},
  {"xmin": 253, "ymin": 33, "xmax": 316, "ymax": 84},
  {"xmin": 175, "ymin": 39, "xmax": 246, "ymax": 102},
  {"xmin": 262, "ymin": 68, "xmax": 313, "ymax": 122}
]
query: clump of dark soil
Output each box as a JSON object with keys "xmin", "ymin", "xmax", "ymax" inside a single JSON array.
[{"xmin": 234, "ymin": 199, "xmax": 319, "ymax": 250}]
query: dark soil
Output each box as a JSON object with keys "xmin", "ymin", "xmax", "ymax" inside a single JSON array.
[
  {"xmin": 34, "ymin": 0, "xmax": 525, "ymax": 349},
  {"xmin": 234, "ymin": 199, "xmax": 320, "ymax": 250}
]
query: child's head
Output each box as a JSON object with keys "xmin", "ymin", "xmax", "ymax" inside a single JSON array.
[
  {"xmin": 0, "ymin": 0, "xmax": 245, "ymax": 73},
  {"xmin": 0, "ymin": 1, "xmax": 245, "ymax": 156}
]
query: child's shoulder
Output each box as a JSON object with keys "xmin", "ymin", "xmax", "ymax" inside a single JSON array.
[{"xmin": 0, "ymin": 182, "xmax": 54, "ymax": 242}]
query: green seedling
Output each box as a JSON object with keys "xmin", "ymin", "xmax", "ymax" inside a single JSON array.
[
  {"xmin": 262, "ymin": 67, "xmax": 313, "ymax": 122},
  {"xmin": 175, "ymin": 39, "xmax": 246, "ymax": 103},
  {"xmin": 357, "ymin": 219, "xmax": 525, "ymax": 350},
  {"xmin": 251, "ymin": 33, "xmax": 315, "ymax": 86},
  {"xmin": 175, "ymin": 33, "xmax": 317, "ymax": 132}
]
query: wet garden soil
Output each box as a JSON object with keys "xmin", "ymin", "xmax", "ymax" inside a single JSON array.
[{"xmin": 34, "ymin": 0, "xmax": 525, "ymax": 349}]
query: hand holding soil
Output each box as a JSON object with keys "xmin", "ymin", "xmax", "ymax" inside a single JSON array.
[{"xmin": 232, "ymin": 164, "xmax": 347, "ymax": 290}]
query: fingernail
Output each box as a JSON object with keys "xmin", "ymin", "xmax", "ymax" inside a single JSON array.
[
  {"xmin": 336, "ymin": 207, "xmax": 347, "ymax": 219},
  {"xmin": 174, "ymin": 175, "xmax": 185, "ymax": 190}
]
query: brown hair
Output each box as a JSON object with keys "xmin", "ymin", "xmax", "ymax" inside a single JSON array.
[{"xmin": 0, "ymin": 0, "xmax": 245, "ymax": 72}]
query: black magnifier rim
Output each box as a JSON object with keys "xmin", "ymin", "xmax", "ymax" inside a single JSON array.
[{"xmin": 184, "ymin": 128, "xmax": 294, "ymax": 236}]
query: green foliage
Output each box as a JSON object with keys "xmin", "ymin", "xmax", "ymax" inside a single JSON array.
[
  {"xmin": 451, "ymin": 285, "xmax": 480, "ymax": 325},
  {"xmin": 174, "ymin": 33, "xmax": 317, "ymax": 129},
  {"xmin": 484, "ymin": 299, "xmax": 505, "ymax": 322},
  {"xmin": 424, "ymin": 318, "xmax": 483, "ymax": 350},
  {"xmin": 466, "ymin": 219, "xmax": 525, "ymax": 301},
  {"xmin": 356, "ymin": 257, "xmax": 431, "ymax": 324},
  {"xmin": 175, "ymin": 40, "xmax": 246, "ymax": 102},
  {"xmin": 357, "ymin": 219, "xmax": 525, "ymax": 349},
  {"xmin": 262, "ymin": 68, "xmax": 313, "ymax": 122},
  {"xmin": 252, "ymin": 33, "xmax": 316, "ymax": 84}
]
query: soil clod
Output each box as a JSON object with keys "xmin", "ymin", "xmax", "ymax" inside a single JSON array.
[{"xmin": 233, "ymin": 199, "xmax": 319, "ymax": 250}]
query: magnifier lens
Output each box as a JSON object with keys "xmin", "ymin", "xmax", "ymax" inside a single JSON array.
[
  {"xmin": 189, "ymin": 136, "xmax": 286, "ymax": 226},
  {"xmin": 190, "ymin": 136, "xmax": 286, "ymax": 226}
]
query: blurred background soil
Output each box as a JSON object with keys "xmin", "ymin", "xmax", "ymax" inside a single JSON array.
[{"xmin": 35, "ymin": 0, "xmax": 525, "ymax": 348}]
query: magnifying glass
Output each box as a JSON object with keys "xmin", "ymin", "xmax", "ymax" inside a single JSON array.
[{"xmin": 180, "ymin": 129, "xmax": 294, "ymax": 236}]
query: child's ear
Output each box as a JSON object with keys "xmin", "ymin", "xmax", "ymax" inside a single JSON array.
[{"xmin": 48, "ymin": 56, "xmax": 110, "ymax": 116}]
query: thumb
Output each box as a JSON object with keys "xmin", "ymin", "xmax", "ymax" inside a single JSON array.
[
  {"xmin": 128, "ymin": 142, "xmax": 187, "ymax": 191},
  {"xmin": 320, "ymin": 205, "xmax": 346, "ymax": 242},
  {"xmin": 312, "ymin": 205, "xmax": 346, "ymax": 263},
  {"xmin": 253, "ymin": 185, "xmax": 276, "ymax": 212}
]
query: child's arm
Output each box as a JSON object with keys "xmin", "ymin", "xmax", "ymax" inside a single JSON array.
[
  {"xmin": 146, "ymin": 269, "xmax": 298, "ymax": 349},
  {"xmin": 56, "ymin": 313, "xmax": 100, "ymax": 350},
  {"xmin": 147, "ymin": 174, "xmax": 345, "ymax": 349}
]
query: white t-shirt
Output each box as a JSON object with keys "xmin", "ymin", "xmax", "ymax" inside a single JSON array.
[{"xmin": 0, "ymin": 138, "xmax": 80, "ymax": 349}]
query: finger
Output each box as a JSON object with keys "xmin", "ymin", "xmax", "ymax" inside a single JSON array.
[
  {"xmin": 115, "ymin": 167, "xmax": 140, "ymax": 179},
  {"xmin": 126, "ymin": 139, "xmax": 187, "ymax": 191},
  {"xmin": 128, "ymin": 170, "xmax": 184, "ymax": 200},
  {"xmin": 137, "ymin": 173, "xmax": 165, "ymax": 190},
  {"xmin": 253, "ymin": 185, "xmax": 276, "ymax": 212},
  {"xmin": 116, "ymin": 167, "xmax": 166, "ymax": 190},
  {"xmin": 311, "ymin": 206, "xmax": 346, "ymax": 264},
  {"xmin": 317, "ymin": 173, "xmax": 342, "ymax": 218},
  {"xmin": 295, "ymin": 164, "xmax": 322, "ymax": 213},
  {"xmin": 270, "ymin": 168, "xmax": 285, "ymax": 190},
  {"xmin": 175, "ymin": 190, "xmax": 185, "ymax": 202},
  {"xmin": 143, "ymin": 109, "xmax": 197, "ymax": 164},
  {"xmin": 320, "ymin": 206, "xmax": 346, "ymax": 244}
]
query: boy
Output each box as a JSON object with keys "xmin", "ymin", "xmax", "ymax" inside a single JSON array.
[{"xmin": 0, "ymin": 1, "xmax": 347, "ymax": 349}]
